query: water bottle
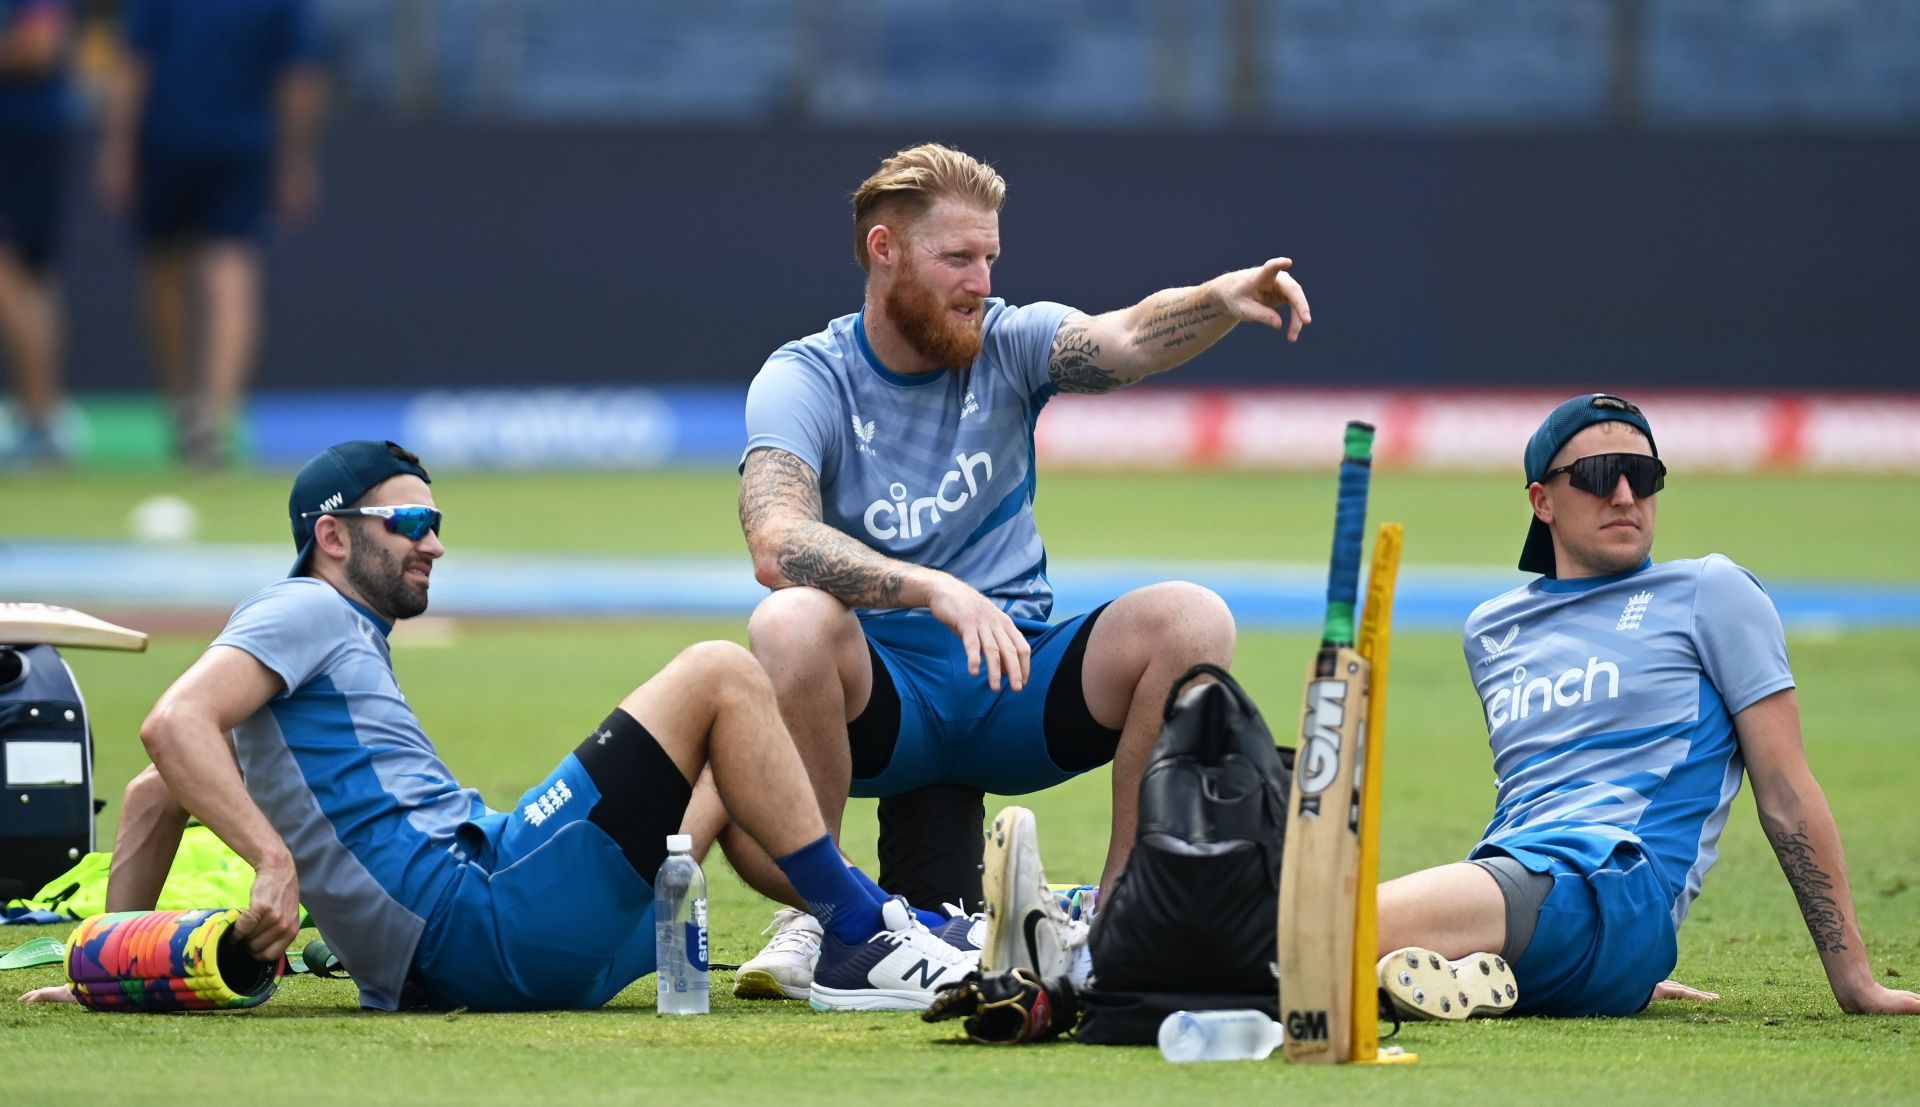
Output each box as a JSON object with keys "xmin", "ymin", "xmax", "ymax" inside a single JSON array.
[
  {"xmin": 1157, "ymin": 1009, "xmax": 1285, "ymax": 1062},
  {"xmin": 654, "ymin": 834, "xmax": 709, "ymax": 1015}
]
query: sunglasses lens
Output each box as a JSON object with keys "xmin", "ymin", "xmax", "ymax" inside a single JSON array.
[
  {"xmin": 1570, "ymin": 454, "xmax": 1664, "ymax": 497},
  {"xmin": 384, "ymin": 507, "xmax": 441, "ymax": 540}
]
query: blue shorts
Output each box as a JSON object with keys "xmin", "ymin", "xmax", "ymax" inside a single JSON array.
[
  {"xmin": 848, "ymin": 605, "xmax": 1121, "ymax": 798},
  {"xmin": 1495, "ymin": 843, "xmax": 1679, "ymax": 1017},
  {"xmin": 411, "ymin": 713, "xmax": 692, "ymax": 1011},
  {"xmin": 0, "ymin": 131, "xmax": 66, "ymax": 270},
  {"xmin": 136, "ymin": 147, "xmax": 272, "ymax": 244}
]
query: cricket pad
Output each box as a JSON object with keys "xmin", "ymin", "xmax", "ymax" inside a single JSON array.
[
  {"xmin": 65, "ymin": 908, "xmax": 281, "ymax": 1011},
  {"xmin": 1077, "ymin": 664, "xmax": 1292, "ymax": 1044}
]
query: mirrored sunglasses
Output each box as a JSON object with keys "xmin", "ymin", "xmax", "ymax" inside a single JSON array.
[
  {"xmin": 1542, "ymin": 453, "xmax": 1666, "ymax": 499},
  {"xmin": 301, "ymin": 504, "xmax": 443, "ymax": 540}
]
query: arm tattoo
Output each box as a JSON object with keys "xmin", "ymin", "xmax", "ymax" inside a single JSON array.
[
  {"xmin": 1048, "ymin": 318, "xmax": 1125, "ymax": 394},
  {"xmin": 774, "ymin": 528, "xmax": 907, "ymax": 608},
  {"xmin": 739, "ymin": 447, "xmax": 909, "ymax": 608},
  {"xmin": 1770, "ymin": 822, "xmax": 1848, "ymax": 953},
  {"xmin": 1127, "ymin": 288, "xmax": 1227, "ymax": 354},
  {"xmin": 739, "ymin": 447, "xmax": 821, "ymax": 535}
]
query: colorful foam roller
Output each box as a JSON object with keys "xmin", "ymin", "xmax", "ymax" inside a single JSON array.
[{"xmin": 65, "ymin": 909, "xmax": 281, "ymax": 1012}]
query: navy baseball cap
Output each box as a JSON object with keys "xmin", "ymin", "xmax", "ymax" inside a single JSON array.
[
  {"xmin": 1518, "ymin": 394, "xmax": 1658, "ymax": 577},
  {"xmin": 288, "ymin": 440, "xmax": 431, "ymax": 576}
]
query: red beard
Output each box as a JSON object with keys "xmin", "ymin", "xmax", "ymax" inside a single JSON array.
[{"xmin": 885, "ymin": 264, "xmax": 985, "ymax": 370}]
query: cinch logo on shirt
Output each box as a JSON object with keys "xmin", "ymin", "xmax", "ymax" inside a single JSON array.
[
  {"xmin": 863, "ymin": 451, "xmax": 994, "ymax": 540},
  {"xmin": 1483, "ymin": 657, "xmax": 1621, "ymax": 732}
]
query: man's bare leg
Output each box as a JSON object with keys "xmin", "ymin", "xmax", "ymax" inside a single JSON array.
[
  {"xmin": 699, "ymin": 588, "xmax": 872, "ymax": 898},
  {"xmin": 1376, "ymin": 862, "xmax": 1716, "ymax": 1002},
  {"xmin": 196, "ymin": 240, "xmax": 261, "ymax": 454},
  {"xmin": 1079, "ymin": 581, "xmax": 1236, "ymax": 891},
  {"xmin": 1377, "ymin": 862, "xmax": 1509, "ymax": 959},
  {"xmin": 141, "ymin": 245, "xmax": 193, "ymax": 449},
  {"xmin": 615, "ymin": 640, "xmax": 833, "ymax": 860},
  {"xmin": 0, "ymin": 249, "xmax": 62, "ymax": 438}
]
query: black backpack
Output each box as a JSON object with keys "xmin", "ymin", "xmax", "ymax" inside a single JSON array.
[
  {"xmin": 1076, "ymin": 663, "xmax": 1292, "ymax": 1044},
  {"xmin": 0, "ymin": 644, "xmax": 95, "ymax": 902}
]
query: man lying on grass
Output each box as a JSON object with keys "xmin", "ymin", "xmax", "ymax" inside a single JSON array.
[{"xmin": 23, "ymin": 440, "xmax": 976, "ymax": 1011}]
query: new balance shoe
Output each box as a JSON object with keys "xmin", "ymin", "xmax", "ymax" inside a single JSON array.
[
  {"xmin": 981, "ymin": 805, "xmax": 1083, "ymax": 980},
  {"xmin": 933, "ymin": 903, "xmax": 986, "ymax": 954},
  {"xmin": 809, "ymin": 897, "xmax": 980, "ymax": 1012},
  {"xmin": 1377, "ymin": 946, "xmax": 1518, "ymax": 1021},
  {"xmin": 735, "ymin": 907, "xmax": 823, "ymax": 1000}
]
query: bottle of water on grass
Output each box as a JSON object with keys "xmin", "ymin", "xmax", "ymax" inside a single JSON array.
[
  {"xmin": 1157, "ymin": 1009, "xmax": 1285, "ymax": 1062},
  {"xmin": 655, "ymin": 834, "xmax": 709, "ymax": 1015}
]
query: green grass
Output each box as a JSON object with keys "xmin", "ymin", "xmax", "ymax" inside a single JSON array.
[
  {"xmin": 2, "ymin": 467, "xmax": 1918, "ymax": 1103},
  {"xmin": 5, "ymin": 466, "xmax": 1919, "ymax": 580}
]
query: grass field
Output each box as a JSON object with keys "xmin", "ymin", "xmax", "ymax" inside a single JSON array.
[{"xmin": 3, "ymin": 465, "xmax": 1917, "ymax": 1104}]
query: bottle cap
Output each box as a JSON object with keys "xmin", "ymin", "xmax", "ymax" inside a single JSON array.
[{"xmin": 666, "ymin": 834, "xmax": 693, "ymax": 853}]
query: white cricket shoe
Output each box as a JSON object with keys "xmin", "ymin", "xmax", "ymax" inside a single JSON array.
[
  {"xmin": 808, "ymin": 897, "xmax": 980, "ymax": 1012},
  {"xmin": 1378, "ymin": 946, "xmax": 1518, "ymax": 1021},
  {"xmin": 734, "ymin": 907, "xmax": 823, "ymax": 1000},
  {"xmin": 981, "ymin": 805, "xmax": 1085, "ymax": 981}
]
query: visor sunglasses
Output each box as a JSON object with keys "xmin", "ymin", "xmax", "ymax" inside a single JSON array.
[
  {"xmin": 301, "ymin": 504, "xmax": 443, "ymax": 540},
  {"xmin": 1541, "ymin": 453, "xmax": 1667, "ymax": 499}
]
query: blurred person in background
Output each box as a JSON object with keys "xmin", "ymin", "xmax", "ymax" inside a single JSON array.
[
  {"xmin": 0, "ymin": 0, "xmax": 72, "ymax": 466},
  {"xmin": 97, "ymin": 0, "xmax": 324, "ymax": 468}
]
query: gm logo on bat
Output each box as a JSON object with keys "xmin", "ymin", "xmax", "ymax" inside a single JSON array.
[
  {"xmin": 1287, "ymin": 1008, "xmax": 1332, "ymax": 1041},
  {"xmin": 1296, "ymin": 674, "xmax": 1355, "ymax": 814}
]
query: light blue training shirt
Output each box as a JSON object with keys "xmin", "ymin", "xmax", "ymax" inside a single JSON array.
[
  {"xmin": 742, "ymin": 299, "xmax": 1074, "ymax": 622},
  {"xmin": 1462, "ymin": 555, "xmax": 1795, "ymax": 929},
  {"xmin": 213, "ymin": 577, "xmax": 488, "ymax": 1010}
]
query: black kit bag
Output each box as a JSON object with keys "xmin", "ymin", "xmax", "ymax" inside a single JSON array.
[
  {"xmin": 0, "ymin": 643, "xmax": 96, "ymax": 902},
  {"xmin": 1075, "ymin": 663, "xmax": 1293, "ymax": 1045}
]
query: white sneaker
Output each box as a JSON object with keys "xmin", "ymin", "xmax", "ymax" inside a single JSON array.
[
  {"xmin": 808, "ymin": 897, "xmax": 981, "ymax": 1012},
  {"xmin": 981, "ymin": 806, "xmax": 1083, "ymax": 980},
  {"xmin": 734, "ymin": 907, "xmax": 823, "ymax": 1000},
  {"xmin": 1377, "ymin": 946, "xmax": 1518, "ymax": 1021}
]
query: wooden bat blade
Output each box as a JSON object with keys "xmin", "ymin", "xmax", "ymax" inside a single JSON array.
[
  {"xmin": 0, "ymin": 603, "xmax": 149, "ymax": 651},
  {"xmin": 1278, "ymin": 644, "xmax": 1370, "ymax": 1064}
]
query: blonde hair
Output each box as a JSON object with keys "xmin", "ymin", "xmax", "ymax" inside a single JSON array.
[{"xmin": 851, "ymin": 144, "xmax": 1006, "ymax": 272}]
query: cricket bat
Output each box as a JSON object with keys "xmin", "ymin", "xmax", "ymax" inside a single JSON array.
[
  {"xmin": 0, "ymin": 603, "xmax": 149, "ymax": 651},
  {"xmin": 1277, "ymin": 421, "xmax": 1374, "ymax": 1064}
]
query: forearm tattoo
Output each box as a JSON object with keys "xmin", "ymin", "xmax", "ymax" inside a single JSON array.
[
  {"xmin": 1047, "ymin": 318, "xmax": 1124, "ymax": 394},
  {"xmin": 1770, "ymin": 822, "xmax": 1848, "ymax": 953},
  {"xmin": 775, "ymin": 524, "xmax": 907, "ymax": 608},
  {"xmin": 739, "ymin": 447, "xmax": 908, "ymax": 608},
  {"xmin": 1127, "ymin": 287, "xmax": 1227, "ymax": 354}
]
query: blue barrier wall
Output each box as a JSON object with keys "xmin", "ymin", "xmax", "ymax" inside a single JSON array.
[{"xmin": 56, "ymin": 126, "xmax": 1920, "ymax": 393}]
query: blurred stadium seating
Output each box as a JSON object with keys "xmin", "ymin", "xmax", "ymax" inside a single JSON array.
[{"xmin": 311, "ymin": 0, "xmax": 1920, "ymax": 129}]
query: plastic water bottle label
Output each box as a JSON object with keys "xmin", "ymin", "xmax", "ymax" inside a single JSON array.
[{"xmin": 686, "ymin": 898, "xmax": 709, "ymax": 973}]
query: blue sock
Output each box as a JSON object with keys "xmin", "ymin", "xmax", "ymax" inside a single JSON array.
[
  {"xmin": 847, "ymin": 863, "xmax": 947, "ymax": 928},
  {"xmin": 776, "ymin": 836, "xmax": 883, "ymax": 944},
  {"xmin": 847, "ymin": 863, "xmax": 889, "ymax": 906}
]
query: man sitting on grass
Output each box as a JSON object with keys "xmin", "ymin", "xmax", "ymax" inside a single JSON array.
[
  {"xmin": 987, "ymin": 394, "xmax": 1919, "ymax": 1021},
  {"xmin": 23, "ymin": 440, "xmax": 974, "ymax": 1011}
]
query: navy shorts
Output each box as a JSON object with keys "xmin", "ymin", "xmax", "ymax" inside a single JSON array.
[
  {"xmin": 848, "ymin": 604, "xmax": 1121, "ymax": 798},
  {"xmin": 136, "ymin": 147, "xmax": 272, "ymax": 244},
  {"xmin": 1499, "ymin": 842, "xmax": 1680, "ymax": 1017},
  {"xmin": 0, "ymin": 131, "xmax": 66, "ymax": 270},
  {"xmin": 410, "ymin": 711, "xmax": 693, "ymax": 1011}
]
